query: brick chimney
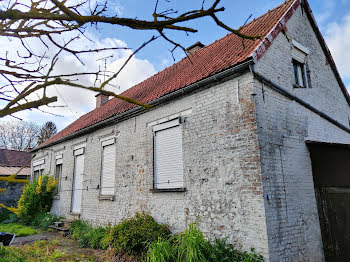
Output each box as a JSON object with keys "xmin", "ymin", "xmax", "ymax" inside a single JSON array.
[
  {"xmin": 186, "ymin": 42, "xmax": 204, "ymax": 54},
  {"xmin": 95, "ymin": 93, "xmax": 109, "ymax": 108}
]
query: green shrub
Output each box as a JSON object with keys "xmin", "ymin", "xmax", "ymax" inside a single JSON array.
[
  {"xmin": 1, "ymin": 213, "xmax": 19, "ymax": 224},
  {"xmin": 0, "ymin": 223, "xmax": 37, "ymax": 236},
  {"xmin": 70, "ymin": 220, "xmax": 90, "ymax": 239},
  {"xmin": 69, "ymin": 220, "xmax": 110, "ymax": 249},
  {"xmin": 30, "ymin": 212, "xmax": 62, "ymax": 230},
  {"xmin": 208, "ymin": 239, "xmax": 263, "ymax": 262},
  {"xmin": 147, "ymin": 238, "xmax": 176, "ymax": 262},
  {"xmin": 0, "ymin": 208, "xmax": 12, "ymax": 222},
  {"xmin": 176, "ymin": 223, "xmax": 210, "ymax": 262},
  {"xmin": 146, "ymin": 224, "xmax": 264, "ymax": 262},
  {"xmin": 106, "ymin": 213, "xmax": 171, "ymax": 255},
  {"xmin": 69, "ymin": 220, "xmax": 91, "ymax": 248},
  {"xmin": 16, "ymin": 175, "xmax": 58, "ymax": 225},
  {"xmin": 88, "ymin": 226, "xmax": 110, "ymax": 249}
]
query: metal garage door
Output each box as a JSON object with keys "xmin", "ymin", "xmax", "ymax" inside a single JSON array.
[{"xmin": 308, "ymin": 141, "xmax": 350, "ymax": 262}]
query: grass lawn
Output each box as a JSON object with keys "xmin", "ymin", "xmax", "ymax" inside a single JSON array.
[
  {"xmin": 0, "ymin": 239, "xmax": 97, "ymax": 262},
  {"xmin": 0, "ymin": 236, "xmax": 112, "ymax": 262},
  {"xmin": 0, "ymin": 223, "xmax": 37, "ymax": 236}
]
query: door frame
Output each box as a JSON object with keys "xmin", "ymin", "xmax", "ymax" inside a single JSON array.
[{"xmin": 70, "ymin": 147, "xmax": 85, "ymax": 214}]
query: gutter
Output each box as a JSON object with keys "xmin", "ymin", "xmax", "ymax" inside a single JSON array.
[
  {"xmin": 32, "ymin": 59, "xmax": 254, "ymax": 152},
  {"xmin": 250, "ymin": 65, "xmax": 350, "ymax": 135}
]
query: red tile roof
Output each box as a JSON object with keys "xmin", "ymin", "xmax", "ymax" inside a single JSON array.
[
  {"xmin": 41, "ymin": 0, "xmax": 296, "ymax": 147},
  {"xmin": 0, "ymin": 149, "xmax": 31, "ymax": 168}
]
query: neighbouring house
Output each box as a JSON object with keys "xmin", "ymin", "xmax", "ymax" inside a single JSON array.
[
  {"xmin": 31, "ymin": 0, "xmax": 350, "ymax": 261},
  {"xmin": 0, "ymin": 149, "xmax": 31, "ymax": 207}
]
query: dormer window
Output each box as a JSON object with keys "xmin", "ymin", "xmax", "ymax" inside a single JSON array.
[{"xmin": 291, "ymin": 40, "xmax": 309, "ymax": 88}]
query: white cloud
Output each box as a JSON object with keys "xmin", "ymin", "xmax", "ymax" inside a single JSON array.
[
  {"xmin": 315, "ymin": 11, "xmax": 332, "ymax": 27},
  {"xmin": 0, "ymin": 30, "xmax": 156, "ymax": 129},
  {"xmin": 325, "ymin": 12, "xmax": 350, "ymax": 79}
]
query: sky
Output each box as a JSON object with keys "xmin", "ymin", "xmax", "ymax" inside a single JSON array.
[{"xmin": 2, "ymin": 0, "xmax": 350, "ymax": 131}]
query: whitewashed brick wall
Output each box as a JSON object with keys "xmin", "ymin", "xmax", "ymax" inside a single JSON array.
[
  {"xmin": 32, "ymin": 72, "xmax": 270, "ymax": 259},
  {"xmin": 254, "ymin": 4, "xmax": 350, "ymax": 262}
]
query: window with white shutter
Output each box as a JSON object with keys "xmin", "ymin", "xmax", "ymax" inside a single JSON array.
[
  {"xmin": 154, "ymin": 118, "xmax": 184, "ymax": 189},
  {"xmin": 32, "ymin": 159, "xmax": 45, "ymax": 180},
  {"xmin": 100, "ymin": 137, "xmax": 116, "ymax": 196}
]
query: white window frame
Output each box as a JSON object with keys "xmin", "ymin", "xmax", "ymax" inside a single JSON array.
[
  {"xmin": 153, "ymin": 117, "xmax": 184, "ymax": 190},
  {"xmin": 293, "ymin": 59, "xmax": 308, "ymax": 88},
  {"xmin": 99, "ymin": 136, "xmax": 116, "ymax": 197}
]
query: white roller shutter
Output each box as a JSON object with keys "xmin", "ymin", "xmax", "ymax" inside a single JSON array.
[
  {"xmin": 291, "ymin": 47, "xmax": 307, "ymax": 63},
  {"xmin": 291, "ymin": 40, "xmax": 309, "ymax": 64},
  {"xmin": 33, "ymin": 159, "xmax": 45, "ymax": 171},
  {"xmin": 101, "ymin": 143, "xmax": 116, "ymax": 195},
  {"xmin": 154, "ymin": 125, "xmax": 183, "ymax": 189}
]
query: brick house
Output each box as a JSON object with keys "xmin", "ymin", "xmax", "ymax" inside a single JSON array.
[
  {"xmin": 0, "ymin": 149, "xmax": 31, "ymax": 207},
  {"xmin": 31, "ymin": 0, "xmax": 350, "ymax": 261}
]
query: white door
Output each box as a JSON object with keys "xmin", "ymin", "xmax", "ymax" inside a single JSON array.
[{"xmin": 71, "ymin": 153, "xmax": 84, "ymax": 213}]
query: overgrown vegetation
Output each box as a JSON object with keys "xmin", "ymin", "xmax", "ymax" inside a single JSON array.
[
  {"xmin": 106, "ymin": 213, "xmax": 171, "ymax": 255},
  {"xmin": 68, "ymin": 214, "xmax": 263, "ymax": 262},
  {"xmin": 0, "ymin": 208, "xmax": 11, "ymax": 222},
  {"xmin": 69, "ymin": 213, "xmax": 170, "ymax": 254},
  {"xmin": 70, "ymin": 220, "xmax": 110, "ymax": 249},
  {"xmin": 146, "ymin": 224, "xmax": 263, "ymax": 262},
  {"xmin": 1, "ymin": 175, "xmax": 58, "ymax": 225},
  {"xmin": 0, "ymin": 175, "xmax": 60, "ymax": 237},
  {"xmin": 15, "ymin": 175, "xmax": 58, "ymax": 224},
  {"xmin": 0, "ymin": 223, "xmax": 37, "ymax": 237},
  {"xmin": 2, "ymin": 178, "xmax": 264, "ymax": 262},
  {"xmin": 0, "ymin": 209, "xmax": 19, "ymax": 224},
  {"xmin": 29, "ymin": 212, "xmax": 62, "ymax": 230},
  {"xmin": 0, "ymin": 239, "xmax": 97, "ymax": 262}
]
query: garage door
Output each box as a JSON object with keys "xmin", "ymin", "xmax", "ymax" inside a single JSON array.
[{"xmin": 308, "ymin": 141, "xmax": 350, "ymax": 262}]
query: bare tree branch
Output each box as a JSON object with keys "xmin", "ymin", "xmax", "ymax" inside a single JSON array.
[{"xmin": 0, "ymin": 0, "xmax": 259, "ymax": 119}]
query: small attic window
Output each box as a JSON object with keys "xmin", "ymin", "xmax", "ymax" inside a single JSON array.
[
  {"xmin": 293, "ymin": 60, "xmax": 307, "ymax": 88},
  {"xmin": 291, "ymin": 40, "xmax": 309, "ymax": 88}
]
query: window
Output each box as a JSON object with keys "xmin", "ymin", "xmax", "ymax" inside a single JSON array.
[
  {"xmin": 54, "ymin": 152, "xmax": 63, "ymax": 195},
  {"xmin": 100, "ymin": 137, "xmax": 116, "ymax": 196},
  {"xmin": 32, "ymin": 159, "xmax": 45, "ymax": 180},
  {"xmin": 291, "ymin": 40, "xmax": 309, "ymax": 88},
  {"xmin": 33, "ymin": 169, "xmax": 43, "ymax": 179},
  {"xmin": 293, "ymin": 59, "xmax": 307, "ymax": 88},
  {"xmin": 153, "ymin": 118, "xmax": 184, "ymax": 190}
]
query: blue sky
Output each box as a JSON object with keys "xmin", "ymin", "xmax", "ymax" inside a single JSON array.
[{"xmin": 3, "ymin": 0, "xmax": 350, "ymax": 130}]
